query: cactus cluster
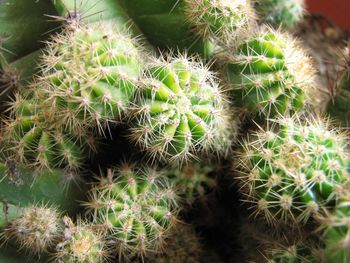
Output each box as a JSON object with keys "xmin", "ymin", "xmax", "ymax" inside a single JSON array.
[{"xmin": 0, "ymin": 0, "xmax": 348, "ymax": 262}]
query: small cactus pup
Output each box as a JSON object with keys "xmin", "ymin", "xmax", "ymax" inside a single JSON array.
[
  {"xmin": 255, "ymin": 0, "xmax": 305, "ymax": 29},
  {"xmin": 166, "ymin": 161, "xmax": 217, "ymax": 206},
  {"xmin": 1, "ymin": 203, "xmax": 62, "ymax": 255},
  {"xmin": 2, "ymin": 92, "xmax": 93, "ymax": 171},
  {"xmin": 86, "ymin": 163, "xmax": 179, "ymax": 260},
  {"xmin": 236, "ymin": 115, "xmax": 350, "ymax": 225},
  {"xmin": 40, "ymin": 20, "xmax": 143, "ymax": 133},
  {"xmin": 54, "ymin": 216, "xmax": 108, "ymax": 263},
  {"xmin": 326, "ymin": 44, "xmax": 350, "ymax": 127},
  {"xmin": 222, "ymin": 27, "xmax": 316, "ymax": 118},
  {"xmin": 184, "ymin": 0, "xmax": 256, "ymax": 44},
  {"xmin": 130, "ymin": 54, "xmax": 234, "ymax": 164}
]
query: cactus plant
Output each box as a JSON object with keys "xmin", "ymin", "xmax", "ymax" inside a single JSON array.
[
  {"xmin": 166, "ymin": 161, "xmax": 217, "ymax": 206},
  {"xmin": 86, "ymin": 163, "xmax": 179, "ymax": 260},
  {"xmin": 2, "ymin": 93, "xmax": 93, "ymax": 171},
  {"xmin": 39, "ymin": 20, "xmax": 143, "ymax": 133},
  {"xmin": 255, "ymin": 0, "xmax": 305, "ymax": 29},
  {"xmin": 183, "ymin": 0, "xmax": 256, "ymax": 43},
  {"xmin": 222, "ymin": 27, "xmax": 316, "ymax": 118},
  {"xmin": 236, "ymin": 115, "xmax": 350, "ymax": 224},
  {"xmin": 54, "ymin": 216, "xmax": 108, "ymax": 263},
  {"xmin": 1, "ymin": 204, "xmax": 62, "ymax": 255},
  {"xmin": 129, "ymin": 54, "xmax": 233, "ymax": 164}
]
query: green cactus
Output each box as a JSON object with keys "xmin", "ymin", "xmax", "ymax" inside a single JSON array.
[
  {"xmin": 129, "ymin": 55, "xmax": 233, "ymax": 164},
  {"xmin": 0, "ymin": 160, "xmax": 87, "ymax": 214},
  {"xmin": 2, "ymin": 93, "xmax": 93, "ymax": 171},
  {"xmin": 166, "ymin": 162, "xmax": 217, "ymax": 205},
  {"xmin": 0, "ymin": 0, "xmax": 60, "ymax": 63},
  {"xmin": 256, "ymin": 0, "xmax": 305, "ymax": 29},
  {"xmin": 320, "ymin": 196, "xmax": 350, "ymax": 263},
  {"xmin": 222, "ymin": 27, "xmax": 316, "ymax": 118},
  {"xmin": 265, "ymin": 243, "xmax": 320, "ymax": 263},
  {"xmin": 86, "ymin": 163, "xmax": 179, "ymax": 259},
  {"xmin": 117, "ymin": 0, "xmax": 214, "ymax": 58},
  {"xmin": 54, "ymin": 216, "xmax": 108, "ymax": 263},
  {"xmin": 236, "ymin": 115, "xmax": 350, "ymax": 225},
  {"xmin": 1, "ymin": 204, "xmax": 62, "ymax": 255},
  {"xmin": 183, "ymin": 0, "xmax": 256, "ymax": 43},
  {"xmin": 39, "ymin": 20, "xmax": 143, "ymax": 133}
]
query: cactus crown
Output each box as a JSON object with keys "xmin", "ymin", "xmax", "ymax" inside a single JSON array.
[
  {"xmin": 130, "ymin": 54, "xmax": 233, "ymax": 164},
  {"xmin": 54, "ymin": 216, "xmax": 108, "ymax": 263},
  {"xmin": 223, "ymin": 27, "xmax": 316, "ymax": 117},
  {"xmin": 86, "ymin": 163, "xmax": 179, "ymax": 259},
  {"xmin": 184, "ymin": 0, "xmax": 255, "ymax": 43},
  {"xmin": 40, "ymin": 21, "xmax": 143, "ymax": 134},
  {"xmin": 237, "ymin": 115, "xmax": 350, "ymax": 224}
]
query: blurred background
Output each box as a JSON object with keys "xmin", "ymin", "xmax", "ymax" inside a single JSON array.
[{"xmin": 307, "ymin": 0, "xmax": 350, "ymax": 31}]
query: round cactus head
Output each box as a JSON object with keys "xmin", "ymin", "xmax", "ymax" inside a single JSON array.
[
  {"xmin": 236, "ymin": 115, "xmax": 350, "ymax": 225},
  {"xmin": 1, "ymin": 204, "xmax": 62, "ymax": 255},
  {"xmin": 184, "ymin": 0, "xmax": 256, "ymax": 43},
  {"xmin": 86, "ymin": 163, "xmax": 179, "ymax": 259},
  {"xmin": 130, "ymin": 54, "xmax": 234, "ymax": 164},
  {"xmin": 256, "ymin": 0, "xmax": 305, "ymax": 29},
  {"xmin": 223, "ymin": 27, "xmax": 316, "ymax": 118},
  {"xmin": 2, "ymin": 92, "xmax": 92, "ymax": 171},
  {"xmin": 54, "ymin": 217, "xmax": 108, "ymax": 263},
  {"xmin": 40, "ymin": 20, "xmax": 143, "ymax": 133}
]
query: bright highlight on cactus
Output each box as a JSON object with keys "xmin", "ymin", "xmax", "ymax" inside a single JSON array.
[
  {"xmin": 256, "ymin": 0, "xmax": 305, "ymax": 29},
  {"xmin": 2, "ymin": 93, "xmax": 91, "ymax": 171},
  {"xmin": 184, "ymin": 0, "xmax": 255, "ymax": 42},
  {"xmin": 40, "ymin": 20, "xmax": 143, "ymax": 133},
  {"xmin": 54, "ymin": 216, "xmax": 108, "ymax": 263},
  {"xmin": 223, "ymin": 27, "xmax": 316, "ymax": 117},
  {"xmin": 236, "ymin": 115, "xmax": 350, "ymax": 225},
  {"xmin": 130, "ymin": 55, "xmax": 233, "ymax": 164},
  {"xmin": 86, "ymin": 163, "xmax": 179, "ymax": 259},
  {"xmin": 1, "ymin": 204, "xmax": 62, "ymax": 255}
]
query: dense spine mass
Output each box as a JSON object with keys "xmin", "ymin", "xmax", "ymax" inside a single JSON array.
[
  {"xmin": 222, "ymin": 27, "xmax": 316, "ymax": 117},
  {"xmin": 184, "ymin": 0, "xmax": 255, "ymax": 43},
  {"xmin": 86, "ymin": 164, "xmax": 179, "ymax": 259},
  {"xmin": 40, "ymin": 21, "xmax": 143, "ymax": 133},
  {"xmin": 236, "ymin": 115, "xmax": 350, "ymax": 224},
  {"xmin": 130, "ymin": 55, "xmax": 233, "ymax": 164}
]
